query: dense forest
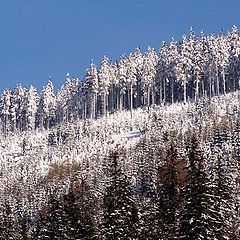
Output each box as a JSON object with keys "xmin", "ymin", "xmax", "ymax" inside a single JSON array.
[
  {"xmin": 1, "ymin": 26, "xmax": 240, "ymax": 133},
  {"xmin": 0, "ymin": 27, "xmax": 239, "ymax": 239}
]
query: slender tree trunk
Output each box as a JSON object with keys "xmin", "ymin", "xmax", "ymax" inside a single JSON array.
[
  {"xmin": 130, "ymin": 85, "xmax": 133, "ymax": 112},
  {"xmin": 183, "ymin": 80, "xmax": 187, "ymax": 102},
  {"xmin": 195, "ymin": 75, "xmax": 199, "ymax": 101},
  {"xmin": 209, "ymin": 75, "xmax": 212, "ymax": 99},
  {"xmin": 151, "ymin": 86, "xmax": 155, "ymax": 106},
  {"xmin": 147, "ymin": 87, "xmax": 150, "ymax": 107},
  {"xmin": 223, "ymin": 71, "xmax": 226, "ymax": 94},
  {"xmin": 163, "ymin": 78, "xmax": 166, "ymax": 104},
  {"xmin": 171, "ymin": 78, "xmax": 174, "ymax": 103},
  {"xmin": 216, "ymin": 67, "xmax": 219, "ymax": 95},
  {"xmin": 159, "ymin": 79, "xmax": 162, "ymax": 104}
]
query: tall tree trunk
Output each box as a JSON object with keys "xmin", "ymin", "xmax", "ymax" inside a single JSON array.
[
  {"xmin": 216, "ymin": 67, "xmax": 220, "ymax": 96},
  {"xmin": 223, "ymin": 71, "xmax": 226, "ymax": 94},
  {"xmin": 195, "ymin": 75, "xmax": 199, "ymax": 101},
  {"xmin": 183, "ymin": 81, "xmax": 187, "ymax": 102}
]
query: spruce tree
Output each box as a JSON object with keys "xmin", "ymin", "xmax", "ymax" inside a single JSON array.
[
  {"xmin": 0, "ymin": 201, "xmax": 21, "ymax": 240},
  {"xmin": 210, "ymin": 131, "xmax": 236, "ymax": 239},
  {"xmin": 36, "ymin": 192, "xmax": 70, "ymax": 240},
  {"xmin": 63, "ymin": 178, "xmax": 98, "ymax": 239},
  {"xmin": 156, "ymin": 144, "xmax": 179, "ymax": 240},
  {"xmin": 179, "ymin": 136, "xmax": 218, "ymax": 240},
  {"xmin": 102, "ymin": 151, "xmax": 139, "ymax": 240}
]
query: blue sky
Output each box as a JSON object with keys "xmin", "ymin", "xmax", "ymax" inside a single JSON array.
[{"xmin": 0, "ymin": 0, "xmax": 239, "ymax": 93}]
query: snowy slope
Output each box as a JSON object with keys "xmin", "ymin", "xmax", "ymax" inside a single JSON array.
[{"xmin": 0, "ymin": 90, "xmax": 239, "ymax": 191}]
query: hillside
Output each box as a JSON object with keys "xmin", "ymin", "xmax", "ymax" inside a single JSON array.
[
  {"xmin": 0, "ymin": 27, "xmax": 239, "ymax": 239},
  {"xmin": 0, "ymin": 89, "xmax": 239, "ymax": 238}
]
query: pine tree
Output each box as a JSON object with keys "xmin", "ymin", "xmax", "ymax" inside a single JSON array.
[
  {"xmin": 102, "ymin": 151, "xmax": 139, "ymax": 239},
  {"xmin": 156, "ymin": 144, "xmax": 179, "ymax": 239},
  {"xmin": 63, "ymin": 178, "xmax": 98, "ymax": 239},
  {"xmin": 37, "ymin": 192, "xmax": 70, "ymax": 240},
  {"xmin": 167, "ymin": 39, "xmax": 178, "ymax": 103},
  {"xmin": 157, "ymin": 41, "xmax": 169, "ymax": 104},
  {"xmin": 98, "ymin": 56, "xmax": 111, "ymax": 116},
  {"xmin": 36, "ymin": 80, "xmax": 56, "ymax": 129},
  {"xmin": 179, "ymin": 136, "xmax": 218, "ymax": 240},
  {"xmin": 83, "ymin": 62, "xmax": 99, "ymax": 119},
  {"xmin": 142, "ymin": 47, "xmax": 158, "ymax": 107},
  {"xmin": 0, "ymin": 201, "xmax": 21, "ymax": 240},
  {"xmin": 25, "ymin": 85, "xmax": 39, "ymax": 130},
  {"xmin": 228, "ymin": 25, "xmax": 240, "ymax": 91},
  {"xmin": 0, "ymin": 89, "xmax": 12, "ymax": 134},
  {"xmin": 133, "ymin": 139, "xmax": 159, "ymax": 239},
  {"xmin": 210, "ymin": 131, "xmax": 236, "ymax": 239},
  {"xmin": 177, "ymin": 34, "xmax": 193, "ymax": 102}
]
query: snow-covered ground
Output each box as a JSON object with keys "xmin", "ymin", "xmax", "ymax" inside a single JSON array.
[
  {"xmin": 112, "ymin": 129, "xmax": 143, "ymax": 146},
  {"xmin": 0, "ymin": 91, "xmax": 239, "ymax": 197}
]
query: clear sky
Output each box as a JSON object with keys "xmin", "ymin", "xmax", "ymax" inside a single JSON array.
[{"xmin": 0, "ymin": 0, "xmax": 239, "ymax": 93}]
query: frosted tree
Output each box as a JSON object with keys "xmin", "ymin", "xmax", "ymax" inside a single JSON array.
[
  {"xmin": 142, "ymin": 47, "xmax": 158, "ymax": 107},
  {"xmin": 0, "ymin": 201, "xmax": 21, "ymax": 239},
  {"xmin": 157, "ymin": 41, "xmax": 169, "ymax": 104},
  {"xmin": 192, "ymin": 32, "xmax": 205, "ymax": 100},
  {"xmin": 25, "ymin": 85, "xmax": 39, "ymax": 130},
  {"xmin": 0, "ymin": 89, "xmax": 12, "ymax": 134},
  {"xmin": 83, "ymin": 62, "xmax": 99, "ymax": 119},
  {"xmin": 207, "ymin": 34, "xmax": 222, "ymax": 96},
  {"xmin": 209, "ymin": 131, "xmax": 237, "ymax": 239},
  {"xmin": 156, "ymin": 144, "xmax": 179, "ymax": 240},
  {"xmin": 36, "ymin": 193, "xmax": 70, "ymax": 239},
  {"xmin": 130, "ymin": 47, "xmax": 143, "ymax": 109},
  {"xmin": 187, "ymin": 27, "xmax": 196, "ymax": 99},
  {"xmin": 36, "ymin": 79, "xmax": 56, "ymax": 129},
  {"xmin": 197, "ymin": 31, "xmax": 211, "ymax": 98},
  {"xmin": 228, "ymin": 25, "xmax": 240, "ymax": 91},
  {"xmin": 63, "ymin": 178, "xmax": 98, "ymax": 239},
  {"xmin": 105, "ymin": 59, "xmax": 118, "ymax": 114},
  {"xmin": 8, "ymin": 91, "xmax": 19, "ymax": 132},
  {"xmin": 216, "ymin": 32, "xmax": 230, "ymax": 94},
  {"xmin": 179, "ymin": 137, "xmax": 218, "ymax": 240},
  {"xmin": 125, "ymin": 51, "xmax": 138, "ymax": 113},
  {"xmin": 56, "ymin": 74, "xmax": 81, "ymax": 122},
  {"xmin": 117, "ymin": 55, "xmax": 128, "ymax": 110},
  {"xmin": 167, "ymin": 39, "xmax": 178, "ymax": 103},
  {"xmin": 14, "ymin": 85, "xmax": 28, "ymax": 131},
  {"xmin": 177, "ymin": 34, "xmax": 193, "ymax": 102},
  {"xmin": 98, "ymin": 56, "xmax": 111, "ymax": 116},
  {"xmin": 102, "ymin": 151, "xmax": 139, "ymax": 239}
]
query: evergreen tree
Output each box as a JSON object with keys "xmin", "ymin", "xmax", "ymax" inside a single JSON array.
[
  {"xmin": 210, "ymin": 131, "xmax": 236, "ymax": 239},
  {"xmin": 102, "ymin": 151, "xmax": 139, "ymax": 239},
  {"xmin": 0, "ymin": 89, "xmax": 12, "ymax": 134},
  {"xmin": 98, "ymin": 56, "xmax": 111, "ymax": 116},
  {"xmin": 142, "ymin": 47, "xmax": 158, "ymax": 107},
  {"xmin": 25, "ymin": 85, "xmax": 39, "ymax": 130},
  {"xmin": 36, "ymin": 80, "xmax": 56, "ymax": 129},
  {"xmin": 36, "ymin": 193, "xmax": 70, "ymax": 240},
  {"xmin": 83, "ymin": 62, "xmax": 99, "ymax": 119},
  {"xmin": 179, "ymin": 136, "xmax": 218, "ymax": 240},
  {"xmin": 63, "ymin": 178, "xmax": 98, "ymax": 239},
  {"xmin": 156, "ymin": 144, "xmax": 179, "ymax": 239},
  {"xmin": 0, "ymin": 201, "xmax": 21, "ymax": 240}
]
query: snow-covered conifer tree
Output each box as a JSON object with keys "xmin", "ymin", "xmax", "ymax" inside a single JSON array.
[
  {"xmin": 83, "ymin": 61, "xmax": 99, "ymax": 119},
  {"xmin": 25, "ymin": 85, "xmax": 39, "ymax": 130},
  {"xmin": 36, "ymin": 80, "xmax": 56, "ymax": 129},
  {"xmin": 102, "ymin": 151, "xmax": 139, "ymax": 239},
  {"xmin": 98, "ymin": 56, "xmax": 111, "ymax": 116},
  {"xmin": 142, "ymin": 47, "xmax": 158, "ymax": 107}
]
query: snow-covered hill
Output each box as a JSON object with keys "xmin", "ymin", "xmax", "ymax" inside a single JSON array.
[
  {"xmin": 0, "ymin": 91, "xmax": 239, "ymax": 188},
  {"xmin": 0, "ymin": 89, "xmax": 239, "ymax": 238}
]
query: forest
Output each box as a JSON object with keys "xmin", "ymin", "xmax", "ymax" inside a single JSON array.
[{"xmin": 0, "ymin": 26, "xmax": 239, "ymax": 239}]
